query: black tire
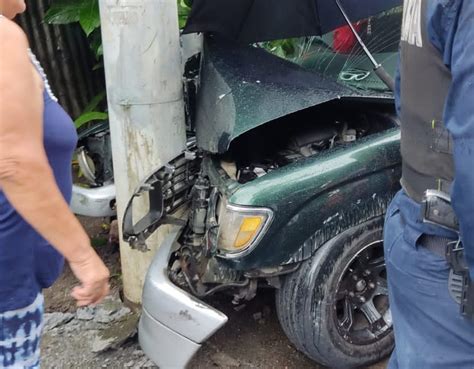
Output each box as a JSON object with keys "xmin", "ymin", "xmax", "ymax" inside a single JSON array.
[{"xmin": 276, "ymin": 217, "xmax": 393, "ymax": 369}]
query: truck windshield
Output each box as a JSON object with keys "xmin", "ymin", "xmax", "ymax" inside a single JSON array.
[{"xmin": 264, "ymin": 6, "xmax": 402, "ymax": 92}]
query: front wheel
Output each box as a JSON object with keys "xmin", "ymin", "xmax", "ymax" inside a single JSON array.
[{"xmin": 276, "ymin": 217, "xmax": 393, "ymax": 369}]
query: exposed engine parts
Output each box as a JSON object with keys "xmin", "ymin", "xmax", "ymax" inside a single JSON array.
[
  {"xmin": 235, "ymin": 119, "xmax": 367, "ymax": 183},
  {"xmin": 223, "ymin": 106, "xmax": 394, "ymax": 184},
  {"xmin": 189, "ymin": 177, "xmax": 211, "ymax": 235},
  {"xmin": 169, "ymin": 224, "xmax": 249, "ymax": 298}
]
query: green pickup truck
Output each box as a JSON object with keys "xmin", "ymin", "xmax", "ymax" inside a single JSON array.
[{"xmin": 119, "ymin": 9, "xmax": 403, "ymax": 369}]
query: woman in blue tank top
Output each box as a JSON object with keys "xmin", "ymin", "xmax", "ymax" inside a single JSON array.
[{"xmin": 0, "ymin": 1, "xmax": 110, "ymax": 367}]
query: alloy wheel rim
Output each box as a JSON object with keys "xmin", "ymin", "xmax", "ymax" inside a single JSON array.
[{"xmin": 333, "ymin": 240, "xmax": 392, "ymax": 345}]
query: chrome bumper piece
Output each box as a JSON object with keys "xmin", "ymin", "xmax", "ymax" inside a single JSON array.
[
  {"xmin": 71, "ymin": 184, "xmax": 116, "ymax": 217},
  {"xmin": 139, "ymin": 227, "xmax": 228, "ymax": 368}
]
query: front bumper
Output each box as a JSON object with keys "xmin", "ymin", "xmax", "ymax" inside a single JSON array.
[
  {"xmin": 139, "ymin": 227, "xmax": 228, "ymax": 369},
  {"xmin": 71, "ymin": 184, "xmax": 116, "ymax": 217}
]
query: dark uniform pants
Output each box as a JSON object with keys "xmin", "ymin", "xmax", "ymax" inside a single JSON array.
[{"xmin": 384, "ymin": 191, "xmax": 474, "ymax": 369}]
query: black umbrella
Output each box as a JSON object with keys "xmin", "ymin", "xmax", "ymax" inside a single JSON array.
[
  {"xmin": 183, "ymin": 0, "xmax": 402, "ymax": 44},
  {"xmin": 183, "ymin": 0, "xmax": 401, "ymax": 91}
]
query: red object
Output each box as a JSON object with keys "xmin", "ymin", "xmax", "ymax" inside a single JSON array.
[{"xmin": 333, "ymin": 23, "xmax": 363, "ymax": 54}]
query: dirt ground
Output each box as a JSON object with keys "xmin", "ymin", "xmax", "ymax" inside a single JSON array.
[
  {"xmin": 41, "ymin": 216, "xmax": 388, "ymax": 369},
  {"xmin": 43, "ymin": 216, "xmax": 122, "ymax": 313}
]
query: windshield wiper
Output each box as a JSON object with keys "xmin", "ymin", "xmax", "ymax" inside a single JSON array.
[{"xmin": 334, "ymin": 0, "xmax": 395, "ymax": 92}]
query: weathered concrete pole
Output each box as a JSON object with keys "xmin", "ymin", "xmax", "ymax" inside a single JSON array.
[{"xmin": 99, "ymin": 0, "xmax": 186, "ymax": 304}]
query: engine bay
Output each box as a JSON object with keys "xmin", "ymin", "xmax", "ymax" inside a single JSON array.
[{"xmin": 220, "ymin": 101, "xmax": 398, "ymax": 183}]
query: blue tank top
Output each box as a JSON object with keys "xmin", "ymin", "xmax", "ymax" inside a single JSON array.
[{"xmin": 0, "ymin": 51, "xmax": 78, "ymax": 312}]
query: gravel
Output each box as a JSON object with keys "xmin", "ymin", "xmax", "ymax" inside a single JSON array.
[
  {"xmin": 41, "ymin": 296, "xmax": 152, "ymax": 369},
  {"xmin": 41, "ymin": 292, "xmax": 388, "ymax": 369}
]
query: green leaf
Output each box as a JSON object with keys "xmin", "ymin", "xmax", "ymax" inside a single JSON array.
[
  {"xmin": 74, "ymin": 111, "xmax": 108, "ymax": 129},
  {"xmin": 79, "ymin": 0, "xmax": 101, "ymax": 36},
  {"xmin": 261, "ymin": 38, "xmax": 297, "ymax": 59},
  {"xmin": 46, "ymin": 0, "xmax": 101, "ymax": 36},
  {"xmin": 89, "ymin": 30, "xmax": 103, "ymax": 59},
  {"xmin": 92, "ymin": 61, "xmax": 104, "ymax": 71},
  {"xmin": 91, "ymin": 237, "xmax": 108, "ymax": 247},
  {"xmin": 95, "ymin": 44, "xmax": 103, "ymax": 58},
  {"xmin": 82, "ymin": 91, "xmax": 107, "ymax": 114},
  {"xmin": 178, "ymin": 0, "xmax": 191, "ymax": 28},
  {"xmin": 44, "ymin": 0, "xmax": 82, "ymax": 24},
  {"xmin": 178, "ymin": 15, "xmax": 187, "ymax": 29}
]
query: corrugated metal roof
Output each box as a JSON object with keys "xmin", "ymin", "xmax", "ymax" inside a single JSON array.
[{"xmin": 17, "ymin": 0, "xmax": 104, "ymax": 118}]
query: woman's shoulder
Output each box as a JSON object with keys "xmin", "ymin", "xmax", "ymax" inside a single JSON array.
[
  {"xmin": 0, "ymin": 18, "xmax": 34, "ymax": 86},
  {"xmin": 0, "ymin": 16, "xmax": 28, "ymax": 51}
]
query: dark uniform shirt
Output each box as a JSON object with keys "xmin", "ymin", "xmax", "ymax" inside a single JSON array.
[{"xmin": 395, "ymin": 0, "xmax": 474, "ymax": 279}]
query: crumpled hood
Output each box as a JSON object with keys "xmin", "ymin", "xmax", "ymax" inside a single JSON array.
[{"xmin": 195, "ymin": 38, "xmax": 392, "ymax": 153}]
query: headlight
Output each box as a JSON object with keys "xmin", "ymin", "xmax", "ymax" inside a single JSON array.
[{"xmin": 216, "ymin": 201, "xmax": 273, "ymax": 257}]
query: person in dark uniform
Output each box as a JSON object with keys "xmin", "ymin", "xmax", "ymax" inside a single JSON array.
[{"xmin": 384, "ymin": 0, "xmax": 474, "ymax": 368}]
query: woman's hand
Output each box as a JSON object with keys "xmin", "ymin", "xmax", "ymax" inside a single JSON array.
[{"xmin": 69, "ymin": 248, "xmax": 110, "ymax": 306}]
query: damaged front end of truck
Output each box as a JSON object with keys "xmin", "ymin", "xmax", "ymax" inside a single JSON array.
[{"xmin": 123, "ymin": 8, "xmax": 403, "ymax": 368}]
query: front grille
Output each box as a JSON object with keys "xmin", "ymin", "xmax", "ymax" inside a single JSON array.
[
  {"xmin": 161, "ymin": 152, "xmax": 201, "ymax": 215},
  {"xmin": 122, "ymin": 139, "xmax": 201, "ymax": 251}
]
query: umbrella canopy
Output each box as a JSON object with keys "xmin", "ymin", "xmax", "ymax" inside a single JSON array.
[{"xmin": 183, "ymin": 0, "xmax": 402, "ymax": 43}]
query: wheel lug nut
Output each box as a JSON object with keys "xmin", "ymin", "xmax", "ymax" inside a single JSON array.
[
  {"xmin": 349, "ymin": 292, "xmax": 355, "ymax": 297},
  {"xmin": 355, "ymin": 280, "xmax": 367, "ymax": 292},
  {"xmin": 364, "ymin": 269, "xmax": 371, "ymax": 276},
  {"xmin": 369, "ymin": 282, "xmax": 375, "ymax": 289},
  {"xmin": 359, "ymin": 296, "xmax": 366, "ymax": 303},
  {"xmin": 353, "ymin": 275, "xmax": 358, "ymax": 281}
]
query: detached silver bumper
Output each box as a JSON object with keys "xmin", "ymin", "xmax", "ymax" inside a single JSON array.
[
  {"xmin": 71, "ymin": 184, "xmax": 116, "ymax": 217},
  {"xmin": 139, "ymin": 227, "xmax": 228, "ymax": 369}
]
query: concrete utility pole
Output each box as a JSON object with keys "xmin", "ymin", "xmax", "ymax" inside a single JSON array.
[{"xmin": 99, "ymin": 0, "xmax": 186, "ymax": 304}]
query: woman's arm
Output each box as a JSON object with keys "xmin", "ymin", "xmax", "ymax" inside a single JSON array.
[{"xmin": 0, "ymin": 19, "xmax": 109, "ymax": 306}]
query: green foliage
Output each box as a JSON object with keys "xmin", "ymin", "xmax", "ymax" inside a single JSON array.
[
  {"xmin": 74, "ymin": 111, "xmax": 108, "ymax": 129},
  {"xmin": 45, "ymin": 0, "xmax": 100, "ymax": 36},
  {"xmin": 74, "ymin": 91, "xmax": 107, "ymax": 129},
  {"xmin": 46, "ymin": 0, "xmax": 104, "ymax": 125},
  {"xmin": 82, "ymin": 91, "xmax": 107, "ymax": 114},
  {"xmin": 262, "ymin": 39, "xmax": 297, "ymax": 59},
  {"xmin": 45, "ymin": 0, "xmax": 190, "ymax": 36},
  {"xmin": 90, "ymin": 237, "xmax": 108, "ymax": 247},
  {"xmin": 178, "ymin": 0, "xmax": 192, "ymax": 29},
  {"xmin": 89, "ymin": 31, "xmax": 103, "ymax": 58},
  {"xmin": 44, "ymin": 0, "xmax": 82, "ymax": 24},
  {"xmin": 78, "ymin": 0, "xmax": 101, "ymax": 36}
]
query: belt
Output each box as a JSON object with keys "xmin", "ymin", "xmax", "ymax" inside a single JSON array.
[
  {"xmin": 418, "ymin": 234, "xmax": 455, "ymax": 259},
  {"xmin": 401, "ymin": 162, "xmax": 453, "ymax": 203}
]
